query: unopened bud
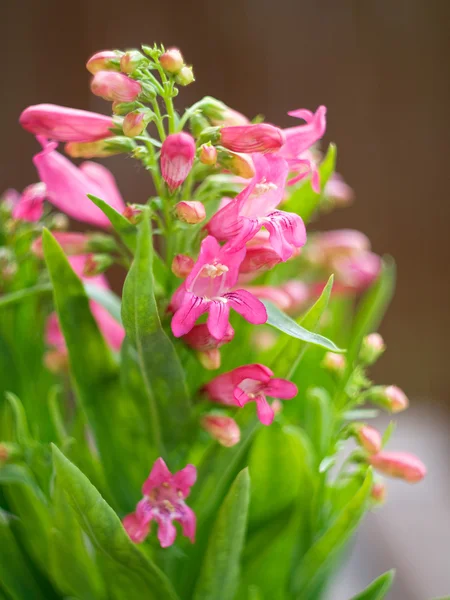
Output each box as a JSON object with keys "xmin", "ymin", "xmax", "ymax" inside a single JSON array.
[
  {"xmin": 360, "ymin": 333, "xmax": 385, "ymax": 365},
  {"xmin": 49, "ymin": 213, "xmax": 70, "ymax": 231},
  {"xmin": 91, "ymin": 71, "xmax": 142, "ymax": 102},
  {"xmin": 355, "ymin": 425, "xmax": 382, "ymax": 454},
  {"xmin": 123, "ymin": 110, "xmax": 151, "ymax": 137},
  {"xmin": 175, "ymin": 201, "xmax": 206, "ymax": 224},
  {"xmin": 369, "ymin": 451, "xmax": 426, "ymax": 483},
  {"xmin": 371, "ymin": 481, "xmax": 387, "ymax": 504},
  {"xmin": 322, "ymin": 352, "xmax": 346, "ymax": 374},
  {"xmin": 198, "ymin": 348, "xmax": 221, "ymax": 370},
  {"xmin": 139, "ymin": 82, "xmax": 157, "ymax": 102},
  {"xmin": 83, "ymin": 254, "xmax": 114, "ymax": 277},
  {"xmin": 120, "ymin": 50, "xmax": 146, "ymax": 74},
  {"xmin": 199, "ymin": 143, "xmax": 217, "ymax": 166},
  {"xmin": 175, "ymin": 65, "xmax": 195, "ymax": 86},
  {"xmin": 369, "ymin": 385, "xmax": 409, "ymax": 413},
  {"xmin": 199, "ymin": 97, "xmax": 249, "ymax": 126},
  {"xmin": 172, "ymin": 254, "xmax": 194, "ymax": 278},
  {"xmin": 44, "ymin": 348, "xmax": 68, "ymax": 374},
  {"xmin": 86, "ymin": 50, "xmax": 122, "ymax": 75},
  {"xmin": 218, "ymin": 149, "xmax": 255, "ymax": 179},
  {"xmin": 161, "ymin": 132, "xmax": 196, "ymax": 191},
  {"xmin": 65, "ymin": 138, "xmax": 135, "ymax": 159},
  {"xmin": 0, "ymin": 443, "xmax": 19, "ymax": 463},
  {"xmin": 123, "ymin": 204, "xmax": 143, "ymax": 224},
  {"xmin": 159, "ymin": 48, "xmax": 184, "ymax": 74},
  {"xmin": 201, "ymin": 415, "xmax": 241, "ymax": 447}
]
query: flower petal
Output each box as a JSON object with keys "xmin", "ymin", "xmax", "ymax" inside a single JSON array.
[
  {"xmin": 79, "ymin": 161, "xmax": 125, "ymax": 213},
  {"xmin": 142, "ymin": 457, "xmax": 172, "ymax": 495},
  {"xmin": 123, "ymin": 512, "xmax": 150, "ymax": 543},
  {"xmin": 156, "ymin": 516, "xmax": 177, "ymax": 548},
  {"xmin": 265, "ymin": 210, "xmax": 307, "ymax": 261},
  {"xmin": 225, "ymin": 289, "xmax": 268, "ymax": 325},
  {"xmin": 172, "ymin": 464, "xmax": 197, "ymax": 498},
  {"xmin": 264, "ymin": 378, "xmax": 298, "ymax": 399},
  {"xmin": 207, "ymin": 300, "xmax": 231, "ymax": 341},
  {"xmin": 178, "ymin": 505, "xmax": 196, "ymax": 543},
  {"xmin": 255, "ymin": 394, "xmax": 275, "ymax": 426},
  {"xmin": 171, "ymin": 293, "xmax": 210, "ymax": 337}
]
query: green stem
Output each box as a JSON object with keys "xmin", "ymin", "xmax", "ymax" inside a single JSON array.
[{"xmin": 151, "ymin": 99, "xmax": 166, "ymax": 141}]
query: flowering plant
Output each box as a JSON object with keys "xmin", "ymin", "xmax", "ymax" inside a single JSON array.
[{"xmin": 0, "ymin": 44, "xmax": 426, "ymax": 600}]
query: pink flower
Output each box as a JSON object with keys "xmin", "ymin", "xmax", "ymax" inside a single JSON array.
[
  {"xmin": 307, "ymin": 229, "xmax": 371, "ymax": 266},
  {"xmin": 369, "ymin": 385, "xmax": 409, "ymax": 413},
  {"xmin": 207, "ymin": 155, "xmax": 306, "ymax": 261},
  {"xmin": 333, "ymin": 252, "xmax": 381, "ymax": 290},
  {"xmin": 201, "ymin": 415, "xmax": 241, "ymax": 447},
  {"xmin": 12, "ymin": 183, "xmax": 46, "ymax": 222},
  {"xmin": 160, "ymin": 132, "xmax": 196, "ymax": 191},
  {"xmin": 356, "ymin": 425, "xmax": 382, "ymax": 454},
  {"xmin": 32, "ymin": 232, "xmax": 89, "ymax": 258},
  {"xmin": 170, "ymin": 236, "xmax": 267, "ymax": 340},
  {"xmin": 19, "ymin": 104, "xmax": 115, "ymax": 142},
  {"xmin": 203, "ymin": 363, "xmax": 297, "ymax": 426},
  {"xmin": 324, "ymin": 173, "xmax": 354, "ymax": 207},
  {"xmin": 220, "ymin": 123, "xmax": 285, "ymax": 154},
  {"xmin": 175, "ymin": 201, "xmax": 206, "ymax": 224},
  {"xmin": 86, "ymin": 50, "xmax": 122, "ymax": 74},
  {"xmin": 240, "ymin": 285, "xmax": 294, "ymax": 311},
  {"xmin": 182, "ymin": 323, "xmax": 234, "ymax": 369},
  {"xmin": 239, "ymin": 243, "xmax": 282, "ymax": 275},
  {"xmin": 90, "ymin": 71, "xmax": 142, "ymax": 102},
  {"xmin": 369, "ymin": 451, "xmax": 426, "ymax": 483},
  {"xmin": 123, "ymin": 458, "xmax": 196, "ymax": 548},
  {"xmin": 33, "ymin": 137, "xmax": 125, "ymax": 228}
]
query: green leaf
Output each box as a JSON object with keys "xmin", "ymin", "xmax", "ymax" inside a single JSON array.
[
  {"xmin": 350, "ymin": 569, "xmax": 395, "ymax": 600},
  {"xmin": 84, "ymin": 282, "xmax": 123, "ymax": 324},
  {"xmin": 121, "ymin": 210, "xmax": 191, "ymax": 457},
  {"xmin": 87, "ymin": 194, "xmax": 137, "ymax": 252},
  {"xmin": 4, "ymin": 391, "xmax": 32, "ymax": 444},
  {"xmin": 51, "ymin": 445, "xmax": 179, "ymax": 600},
  {"xmin": 262, "ymin": 297, "xmax": 344, "ymax": 354},
  {"xmin": 381, "ymin": 421, "xmax": 396, "ymax": 447},
  {"xmin": 193, "ymin": 469, "xmax": 250, "ymax": 600},
  {"xmin": 290, "ymin": 468, "xmax": 373, "ymax": 597},
  {"xmin": 283, "ymin": 143, "xmax": 336, "ymax": 222},
  {"xmin": 0, "ymin": 283, "xmax": 52, "ymax": 308},
  {"xmin": 304, "ymin": 388, "xmax": 333, "ymax": 461}
]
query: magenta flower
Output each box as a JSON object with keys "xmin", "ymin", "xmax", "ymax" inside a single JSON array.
[
  {"xmin": 90, "ymin": 71, "xmax": 142, "ymax": 102},
  {"xmin": 160, "ymin": 132, "xmax": 196, "ymax": 191},
  {"xmin": 33, "ymin": 137, "xmax": 125, "ymax": 228},
  {"xmin": 220, "ymin": 123, "xmax": 285, "ymax": 154},
  {"xmin": 12, "ymin": 183, "xmax": 46, "ymax": 222},
  {"xmin": 207, "ymin": 155, "xmax": 306, "ymax": 261},
  {"xmin": 19, "ymin": 104, "xmax": 115, "ymax": 142},
  {"xmin": 203, "ymin": 364, "xmax": 297, "ymax": 425},
  {"xmin": 123, "ymin": 458, "xmax": 197, "ymax": 548},
  {"xmin": 170, "ymin": 236, "xmax": 267, "ymax": 340}
]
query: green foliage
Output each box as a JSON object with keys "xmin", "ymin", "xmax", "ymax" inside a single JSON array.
[{"xmin": 350, "ymin": 570, "xmax": 395, "ymax": 600}]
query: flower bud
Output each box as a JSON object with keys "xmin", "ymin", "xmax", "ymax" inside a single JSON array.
[
  {"xmin": 322, "ymin": 352, "xmax": 346, "ymax": 374},
  {"xmin": 369, "ymin": 451, "xmax": 426, "ymax": 483},
  {"xmin": 12, "ymin": 183, "xmax": 46, "ymax": 222},
  {"xmin": 49, "ymin": 213, "xmax": 70, "ymax": 230},
  {"xmin": 86, "ymin": 50, "xmax": 122, "ymax": 74},
  {"xmin": 183, "ymin": 323, "xmax": 234, "ymax": 351},
  {"xmin": 198, "ymin": 348, "xmax": 221, "ymax": 370},
  {"xmin": 91, "ymin": 71, "xmax": 142, "ymax": 102},
  {"xmin": 199, "ymin": 97, "xmax": 249, "ymax": 126},
  {"xmin": 360, "ymin": 333, "xmax": 385, "ymax": 365},
  {"xmin": 220, "ymin": 123, "xmax": 285, "ymax": 154},
  {"xmin": 334, "ymin": 252, "xmax": 382, "ymax": 291},
  {"xmin": 112, "ymin": 101, "xmax": 140, "ymax": 115},
  {"xmin": 371, "ymin": 481, "xmax": 387, "ymax": 504},
  {"xmin": 175, "ymin": 201, "xmax": 206, "ymax": 224},
  {"xmin": 159, "ymin": 47, "xmax": 184, "ymax": 73},
  {"xmin": 44, "ymin": 348, "xmax": 69, "ymax": 373},
  {"xmin": 32, "ymin": 232, "xmax": 89, "ymax": 259},
  {"xmin": 355, "ymin": 425, "xmax": 382, "ymax": 454},
  {"xmin": 324, "ymin": 173, "xmax": 354, "ymax": 208},
  {"xmin": 123, "ymin": 110, "xmax": 151, "ymax": 137},
  {"xmin": 218, "ymin": 149, "xmax": 255, "ymax": 178},
  {"xmin": 369, "ymin": 385, "xmax": 409, "ymax": 413},
  {"xmin": 123, "ymin": 204, "xmax": 143, "ymax": 224},
  {"xmin": 175, "ymin": 66, "xmax": 195, "ymax": 86},
  {"xmin": 160, "ymin": 132, "xmax": 196, "ymax": 191},
  {"xmin": 199, "ymin": 143, "xmax": 217, "ymax": 166},
  {"xmin": 172, "ymin": 254, "xmax": 195, "ymax": 278},
  {"xmin": 83, "ymin": 254, "xmax": 114, "ymax": 277},
  {"xmin": 120, "ymin": 50, "xmax": 146, "ymax": 74},
  {"xmin": 201, "ymin": 415, "xmax": 241, "ymax": 447},
  {"xmin": 64, "ymin": 138, "xmax": 135, "ymax": 158}
]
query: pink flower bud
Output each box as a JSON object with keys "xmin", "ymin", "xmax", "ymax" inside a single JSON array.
[
  {"xmin": 360, "ymin": 332, "xmax": 385, "ymax": 365},
  {"xmin": 356, "ymin": 425, "xmax": 382, "ymax": 454},
  {"xmin": 172, "ymin": 254, "xmax": 195, "ymax": 278},
  {"xmin": 123, "ymin": 204, "xmax": 143, "ymax": 225},
  {"xmin": 198, "ymin": 348, "xmax": 221, "ymax": 370},
  {"xmin": 371, "ymin": 481, "xmax": 387, "ymax": 504},
  {"xmin": 322, "ymin": 352, "xmax": 346, "ymax": 373},
  {"xmin": 175, "ymin": 201, "xmax": 206, "ymax": 224},
  {"xmin": 201, "ymin": 415, "xmax": 241, "ymax": 447},
  {"xmin": 307, "ymin": 229, "xmax": 371, "ymax": 266},
  {"xmin": 32, "ymin": 232, "xmax": 89, "ymax": 259},
  {"xmin": 120, "ymin": 50, "xmax": 145, "ymax": 74},
  {"xmin": 160, "ymin": 132, "xmax": 196, "ymax": 191},
  {"xmin": 123, "ymin": 111, "xmax": 148, "ymax": 137},
  {"xmin": 91, "ymin": 71, "xmax": 142, "ymax": 102},
  {"xmin": 83, "ymin": 254, "xmax": 114, "ymax": 277},
  {"xmin": 44, "ymin": 348, "xmax": 69, "ymax": 374},
  {"xmin": 183, "ymin": 323, "xmax": 234, "ymax": 351},
  {"xmin": 86, "ymin": 50, "xmax": 122, "ymax": 74},
  {"xmin": 334, "ymin": 252, "xmax": 382, "ymax": 291},
  {"xmin": 369, "ymin": 451, "xmax": 426, "ymax": 483},
  {"xmin": 370, "ymin": 385, "xmax": 409, "ymax": 413},
  {"xmin": 218, "ymin": 150, "xmax": 255, "ymax": 178},
  {"xmin": 324, "ymin": 173, "xmax": 354, "ymax": 208},
  {"xmin": 159, "ymin": 48, "xmax": 184, "ymax": 73},
  {"xmin": 175, "ymin": 66, "xmax": 195, "ymax": 86},
  {"xmin": 220, "ymin": 123, "xmax": 285, "ymax": 154},
  {"xmin": 199, "ymin": 144, "xmax": 217, "ymax": 166},
  {"xmin": 12, "ymin": 183, "xmax": 46, "ymax": 222}
]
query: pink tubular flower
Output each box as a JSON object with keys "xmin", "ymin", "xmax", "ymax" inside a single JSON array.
[
  {"xmin": 182, "ymin": 323, "xmax": 234, "ymax": 369},
  {"xmin": 32, "ymin": 232, "xmax": 89, "ymax": 258},
  {"xmin": 324, "ymin": 173, "xmax": 354, "ymax": 208},
  {"xmin": 201, "ymin": 415, "xmax": 241, "ymax": 447},
  {"xmin": 33, "ymin": 137, "xmax": 125, "ymax": 228},
  {"xmin": 203, "ymin": 364, "xmax": 297, "ymax": 426},
  {"xmin": 123, "ymin": 458, "xmax": 196, "ymax": 548},
  {"xmin": 86, "ymin": 50, "xmax": 122, "ymax": 74},
  {"xmin": 356, "ymin": 425, "xmax": 382, "ymax": 454},
  {"xmin": 19, "ymin": 104, "xmax": 115, "ymax": 142},
  {"xmin": 160, "ymin": 132, "xmax": 196, "ymax": 191},
  {"xmin": 170, "ymin": 236, "xmax": 267, "ymax": 340},
  {"xmin": 12, "ymin": 183, "xmax": 46, "ymax": 222},
  {"xmin": 220, "ymin": 123, "xmax": 285, "ymax": 154},
  {"xmin": 239, "ymin": 243, "xmax": 282, "ymax": 275},
  {"xmin": 334, "ymin": 252, "xmax": 382, "ymax": 291},
  {"xmin": 306, "ymin": 229, "xmax": 371, "ymax": 267},
  {"xmin": 369, "ymin": 451, "xmax": 426, "ymax": 483},
  {"xmin": 175, "ymin": 201, "xmax": 206, "ymax": 224},
  {"xmin": 207, "ymin": 155, "xmax": 306, "ymax": 261},
  {"xmin": 90, "ymin": 71, "xmax": 142, "ymax": 102}
]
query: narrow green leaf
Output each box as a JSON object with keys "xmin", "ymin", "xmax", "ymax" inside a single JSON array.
[
  {"xmin": 344, "ymin": 409, "xmax": 380, "ymax": 420},
  {"xmin": 291, "ymin": 469, "xmax": 373, "ymax": 596},
  {"xmin": 0, "ymin": 283, "xmax": 52, "ymax": 308},
  {"xmin": 4, "ymin": 392, "xmax": 32, "ymax": 444},
  {"xmin": 263, "ymin": 298, "xmax": 344, "ymax": 353},
  {"xmin": 87, "ymin": 194, "xmax": 137, "ymax": 252},
  {"xmin": 194, "ymin": 469, "xmax": 250, "ymax": 600},
  {"xmin": 51, "ymin": 445, "xmax": 179, "ymax": 600},
  {"xmin": 381, "ymin": 421, "xmax": 396, "ymax": 447},
  {"xmin": 350, "ymin": 569, "xmax": 395, "ymax": 600},
  {"xmin": 121, "ymin": 211, "xmax": 191, "ymax": 456}
]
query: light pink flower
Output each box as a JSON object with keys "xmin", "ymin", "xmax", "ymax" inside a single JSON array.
[
  {"xmin": 123, "ymin": 458, "xmax": 196, "ymax": 548},
  {"xmin": 369, "ymin": 451, "xmax": 426, "ymax": 483},
  {"xmin": 207, "ymin": 155, "xmax": 306, "ymax": 261},
  {"xmin": 220, "ymin": 123, "xmax": 285, "ymax": 154},
  {"xmin": 356, "ymin": 425, "xmax": 382, "ymax": 454},
  {"xmin": 307, "ymin": 229, "xmax": 371, "ymax": 266},
  {"xmin": 333, "ymin": 251, "xmax": 381, "ymax": 290},
  {"xmin": 239, "ymin": 243, "xmax": 282, "ymax": 275},
  {"xmin": 12, "ymin": 183, "xmax": 46, "ymax": 222},
  {"xmin": 170, "ymin": 236, "xmax": 267, "ymax": 340},
  {"xmin": 203, "ymin": 363, "xmax": 297, "ymax": 426},
  {"xmin": 201, "ymin": 415, "xmax": 241, "ymax": 447},
  {"xmin": 324, "ymin": 173, "xmax": 354, "ymax": 207},
  {"xmin": 33, "ymin": 137, "xmax": 125, "ymax": 228},
  {"xmin": 240, "ymin": 285, "xmax": 294, "ymax": 311},
  {"xmin": 160, "ymin": 132, "xmax": 196, "ymax": 191},
  {"xmin": 90, "ymin": 71, "xmax": 142, "ymax": 102},
  {"xmin": 19, "ymin": 104, "xmax": 115, "ymax": 142}
]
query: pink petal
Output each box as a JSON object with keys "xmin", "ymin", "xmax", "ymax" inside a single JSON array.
[
  {"xmin": 265, "ymin": 210, "xmax": 307, "ymax": 261},
  {"xmin": 264, "ymin": 378, "xmax": 298, "ymax": 399},
  {"xmin": 206, "ymin": 197, "xmax": 244, "ymax": 241},
  {"xmin": 156, "ymin": 517, "xmax": 177, "ymax": 548},
  {"xmin": 142, "ymin": 457, "xmax": 172, "ymax": 495},
  {"xmin": 79, "ymin": 161, "xmax": 125, "ymax": 213},
  {"xmin": 172, "ymin": 464, "xmax": 197, "ymax": 498},
  {"xmin": 123, "ymin": 512, "xmax": 150, "ymax": 543},
  {"xmin": 90, "ymin": 301, "xmax": 125, "ymax": 351},
  {"xmin": 255, "ymin": 394, "xmax": 275, "ymax": 426},
  {"xmin": 171, "ymin": 293, "xmax": 210, "ymax": 337},
  {"xmin": 224, "ymin": 289, "xmax": 268, "ymax": 325},
  {"xmin": 179, "ymin": 505, "xmax": 196, "ymax": 543},
  {"xmin": 207, "ymin": 300, "xmax": 231, "ymax": 340},
  {"xmin": 233, "ymin": 386, "xmax": 250, "ymax": 407}
]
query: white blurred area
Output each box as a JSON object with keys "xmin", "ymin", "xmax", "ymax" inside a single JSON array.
[{"xmin": 326, "ymin": 401, "xmax": 450, "ymax": 600}]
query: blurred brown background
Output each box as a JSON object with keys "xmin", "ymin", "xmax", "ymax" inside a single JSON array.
[{"xmin": 2, "ymin": 1, "xmax": 450, "ymax": 597}]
